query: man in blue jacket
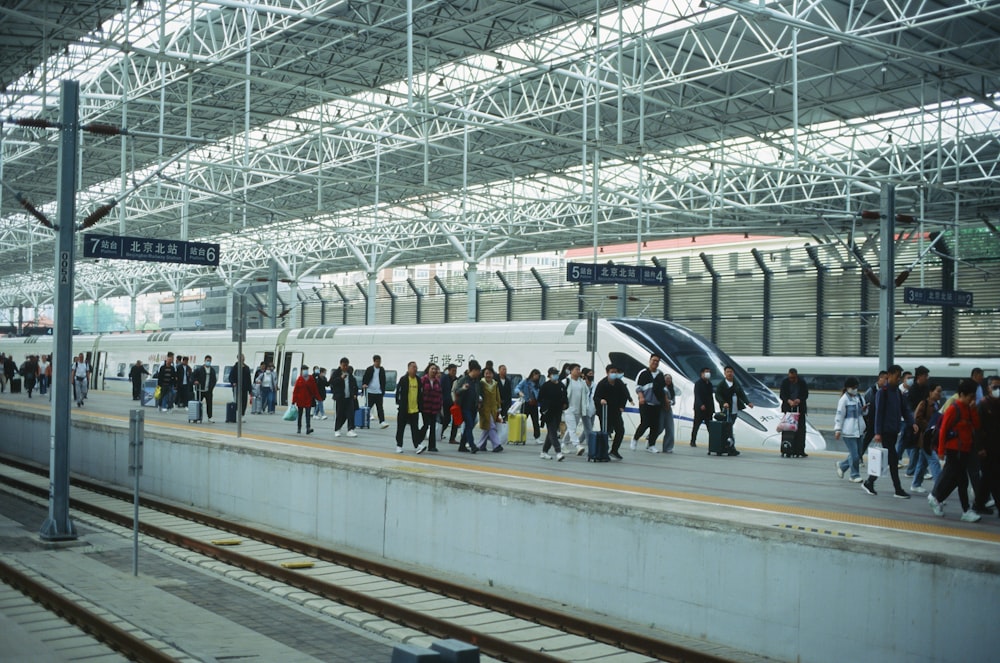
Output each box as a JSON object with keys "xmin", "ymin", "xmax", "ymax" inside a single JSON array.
[{"xmin": 863, "ymin": 364, "xmax": 917, "ymax": 499}]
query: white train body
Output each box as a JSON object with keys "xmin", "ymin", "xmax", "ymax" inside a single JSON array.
[{"xmin": 2, "ymin": 318, "xmax": 843, "ymax": 451}]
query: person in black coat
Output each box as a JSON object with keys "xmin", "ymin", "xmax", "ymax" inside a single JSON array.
[
  {"xmin": 361, "ymin": 355, "xmax": 389, "ymax": 428},
  {"xmin": 128, "ymin": 360, "xmax": 149, "ymax": 400},
  {"xmin": 395, "ymin": 361, "xmax": 424, "ymax": 452},
  {"xmin": 690, "ymin": 367, "xmax": 716, "ymax": 447},
  {"xmin": 192, "ymin": 356, "xmax": 218, "ymax": 422},
  {"xmin": 228, "ymin": 355, "xmax": 253, "ymax": 418},
  {"xmin": 330, "ymin": 357, "xmax": 359, "ymax": 436},
  {"xmin": 593, "ymin": 363, "xmax": 631, "ymax": 460},
  {"xmin": 715, "ymin": 365, "xmax": 753, "ymax": 456},
  {"xmin": 497, "ymin": 364, "xmax": 514, "ymax": 421},
  {"xmin": 538, "ymin": 367, "xmax": 569, "ymax": 460},
  {"xmin": 779, "ymin": 368, "xmax": 810, "ymax": 457}
]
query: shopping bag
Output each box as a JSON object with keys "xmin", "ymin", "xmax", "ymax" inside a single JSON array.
[
  {"xmin": 507, "ymin": 397, "xmax": 523, "ymax": 416},
  {"xmin": 776, "ymin": 411, "xmax": 799, "ymax": 433},
  {"xmin": 867, "ymin": 445, "xmax": 889, "ymax": 477},
  {"xmin": 154, "ymin": 385, "xmax": 162, "ymax": 401},
  {"xmin": 496, "ymin": 421, "xmax": 509, "ymax": 445},
  {"xmin": 450, "ymin": 403, "xmax": 463, "ymax": 426},
  {"xmin": 283, "ymin": 404, "xmax": 298, "ymax": 421}
]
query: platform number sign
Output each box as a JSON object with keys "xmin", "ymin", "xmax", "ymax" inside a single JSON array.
[
  {"xmin": 566, "ymin": 261, "xmax": 667, "ymax": 286},
  {"xmin": 83, "ymin": 233, "xmax": 220, "ymax": 267},
  {"xmin": 904, "ymin": 287, "xmax": 973, "ymax": 308}
]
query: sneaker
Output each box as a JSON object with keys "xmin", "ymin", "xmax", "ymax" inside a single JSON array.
[
  {"xmin": 334, "ymin": 431, "xmax": 341, "ymax": 437},
  {"xmin": 346, "ymin": 430, "xmax": 357, "ymax": 437},
  {"xmin": 987, "ymin": 499, "xmax": 996, "ymax": 509},
  {"xmin": 909, "ymin": 484, "xmax": 927, "ymax": 494},
  {"xmin": 207, "ymin": 418, "xmax": 214, "ymax": 423},
  {"xmin": 924, "ymin": 472, "xmax": 932, "ymax": 480},
  {"xmin": 850, "ymin": 476, "xmax": 863, "ymax": 483},
  {"xmin": 835, "ymin": 463, "xmax": 845, "ymax": 479},
  {"xmin": 646, "ymin": 445, "xmax": 660, "ymax": 454},
  {"xmin": 630, "ymin": 439, "xmax": 637, "ymax": 451},
  {"xmin": 379, "ymin": 422, "xmax": 390, "ymax": 429},
  {"xmin": 320, "ymin": 415, "xmax": 328, "ymax": 420},
  {"xmin": 894, "ymin": 489, "xmax": 910, "ymax": 499},
  {"xmin": 533, "ymin": 437, "xmax": 543, "ymax": 445},
  {"xmin": 928, "ymin": 494, "xmax": 944, "ymax": 517},
  {"xmin": 540, "ymin": 452, "xmax": 552, "ymax": 460},
  {"xmin": 610, "ymin": 451, "xmax": 623, "ymax": 460},
  {"xmin": 416, "ymin": 442, "xmax": 427, "ymax": 455},
  {"xmin": 556, "ymin": 453, "xmax": 565, "ymax": 462},
  {"xmin": 961, "ymin": 510, "xmax": 981, "ymax": 523},
  {"xmin": 307, "ymin": 428, "xmax": 314, "ymax": 435},
  {"xmin": 861, "ymin": 482, "xmax": 876, "ymax": 496},
  {"xmin": 576, "ymin": 445, "xmax": 586, "ymax": 456},
  {"xmin": 492, "ymin": 446, "xmax": 504, "ymax": 453},
  {"xmin": 395, "ymin": 446, "xmax": 403, "ymax": 454}
]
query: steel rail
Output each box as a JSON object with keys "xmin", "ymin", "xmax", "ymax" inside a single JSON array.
[{"xmin": 0, "ymin": 557, "xmax": 181, "ymax": 663}]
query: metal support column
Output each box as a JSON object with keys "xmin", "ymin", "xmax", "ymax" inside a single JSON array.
[
  {"xmin": 40, "ymin": 80, "xmax": 79, "ymax": 542},
  {"xmin": 878, "ymin": 184, "xmax": 896, "ymax": 370},
  {"xmin": 699, "ymin": 252, "xmax": 720, "ymax": 345},
  {"xmin": 466, "ymin": 262, "xmax": 478, "ymax": 322}
]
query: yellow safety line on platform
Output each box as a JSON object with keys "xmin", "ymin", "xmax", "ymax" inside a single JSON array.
[{"xmin": 12, "ymin": 401, "xmax": 1000, "ymax": 545}]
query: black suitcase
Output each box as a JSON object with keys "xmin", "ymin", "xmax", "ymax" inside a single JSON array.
[
  {"xmin": 708, "ymin": 420, "xmax": 736, "ymax": 456},
  {"xmin": 780, "ymin": 432, "xmax": 794, "ymax": 458},
  {"xmin": 226, "ymin": 401, "xmax": 238, "ymax": 423},
  {"xmin": 588, "ymin": 405, "xmax": 610, "ymax": 462},
  {"xmin": 9, "ymin": 377, "xmax": 21, "ymax": 393}
]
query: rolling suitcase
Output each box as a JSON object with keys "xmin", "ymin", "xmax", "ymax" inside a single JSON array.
[
  {"xmin": 507, "ymin": 413, "xmax": 528, "ymax": 445},
  {"xmin": 188, "ymin": 387, "xmax": 203, "ymax": 423},
  {"xmin": 588, "ymin": 405, "xmax": 610, "ymax": 462},
  {"xmin": 354, "ymin": 405, "xmax": 371, "ymax": 429},
  {"xmin": 226, "ymin": 401, "xmax": 238, "ymax": 423},
  {"xmin": 708, "ymin": 419, "xmax": 735, "ymax": 456},
  {"xmin": 9, "ymin": 377, "xmax": 21, "ymax": 393}
]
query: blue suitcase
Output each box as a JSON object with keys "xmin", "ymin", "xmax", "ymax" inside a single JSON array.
[
  {"xmin": 588, "ymin": 405, "xmax": 610, "ymax": 462},
  {"xmin": 354, "ymin": 405, "xmax": 371, "ymax": 429}
]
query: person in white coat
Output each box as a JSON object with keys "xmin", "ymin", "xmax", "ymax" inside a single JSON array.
[
  {"xmin": 561, "ymin": 363, "xmax": 589, "ymax": 456},
  {"xmin": 834, "ymin": 376, "xmax": 867, "ymax": 482}
]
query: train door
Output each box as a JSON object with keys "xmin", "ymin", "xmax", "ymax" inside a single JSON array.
[
  {"xmin": 280, "ymin": 351, "xmax": 303, "ymax": 407},
  {"xmin": 94, "ymin": 351, "xmax": 108, "ymax": 390}
]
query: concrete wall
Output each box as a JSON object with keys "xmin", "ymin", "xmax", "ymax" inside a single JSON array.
[{"xmin": 3, "ymin": 408, "xmax": 997, "ymax": 663}]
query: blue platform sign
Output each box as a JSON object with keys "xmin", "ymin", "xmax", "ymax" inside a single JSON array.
[
  {"xmin": 904, "ymin": 287, "xmax": 973, "ymax": 308},
  {"xmin": 83, "ymin": 233, "xmax": 220, "ymax": 267},
  {"xmin": 566, "ymin": 261, "xmax": 667, "ymax": 286}
]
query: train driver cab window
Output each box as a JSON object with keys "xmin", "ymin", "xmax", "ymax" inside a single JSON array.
[{"xmin": 608, "ymin": 352, "xmax": 647, "ymax": 382}]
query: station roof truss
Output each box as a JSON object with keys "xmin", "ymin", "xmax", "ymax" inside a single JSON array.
[{"xmin": 0, "ymin": 0, "xmax": 998, "ymax": 309}]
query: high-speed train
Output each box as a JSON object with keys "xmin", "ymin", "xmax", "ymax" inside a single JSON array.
[{"xmin": 0, "ymin": 318, "xmax": 824, "ymax": 451}]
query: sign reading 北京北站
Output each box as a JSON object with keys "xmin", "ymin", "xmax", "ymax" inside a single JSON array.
[{"xmin": 82, "ymin": 233, "xmax": 220, "ymax": 267}]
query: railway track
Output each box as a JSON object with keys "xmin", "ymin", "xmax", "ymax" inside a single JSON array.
[{"xmin": 0, "ymin": 455, "xmax": 734, "ymax": 663}]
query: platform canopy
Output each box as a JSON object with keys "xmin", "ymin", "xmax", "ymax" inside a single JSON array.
[{"xmin": 0, "ymin": 0, "xmax": 998, "ymax": 308}]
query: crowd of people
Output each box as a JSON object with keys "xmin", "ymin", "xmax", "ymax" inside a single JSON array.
[{"xmin": 831, "ymin": 364, "xmax": 999, "ymax": 524}]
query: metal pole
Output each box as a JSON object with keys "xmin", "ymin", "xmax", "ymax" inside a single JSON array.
[
  {"xmin": 40, "ymin": 80, "xmax": 79, "ymax": 542},
  {"xmin": 129, "ymin": 410, "xmax": 144, "ymax": 576},
  {"xmin": 878, "ymin": 184, "xmax": 896, "ymax": 371}
]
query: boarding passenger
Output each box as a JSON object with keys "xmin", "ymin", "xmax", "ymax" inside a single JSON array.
[
  {"xmin": 37, "ymin": 354, "xmax": 49, "ymax": 396},
  {"xmin": 900, "ymin": 366, "xmax": 930, "ymax": 477},
  {"xmin": 561, "ymin": 364, "xmax": 589, "ymax": 456},
  {"xmin": 257, "ymin": 362, "xmax": 277, "ymax": 414},
  {"xmin": 176, "ymin": 356, "xmax": 193, "ymax": 408},
  {"xmin": 909, "ymin": 383, "xmax": 944, "ymax": 494},
  {"xmin": 396, "ymin": 361, "xmax": 424, "ymax": 453},
  {"xmin": 632, "ymin": 354, "xmax": 664, "ymax": 453},
  {"xmin": 659, "ymin": 373, "xmax": 677, "ymax": 453},
  {"xmin": 313, "ymin": 367, "xmax": 329, "ymax": 420},
  {"xmin": 363, "ymin": 355, "xmax": 391, "ymax": 428},
  {"xmin": 581, "ymin": 368, "xmax": 596, "ymax": 448},
  {"xmin": 497, "ymin": 364, "xmax": 513, "ymax": 421},
  {"xmin": 834, "ymin": 377, "xmax": 866, "ymax": 482},
  {"xmin": 715, "ymin": 365, "xmax": 752, "ymax": 456},
  {"xmin": 3, "ymin": 354, "xmax": 16, "ymax": 393},
  {"xmin": 20, "ymin": 355, "xmax": 37, "ymax": 398},
  {"xmin": 129, "ymin": 360, "xmax": 149, "ymax": 401},
  {"xmin": 594, "ymin": 364, "xmax": 629, "ymax": 460},
  {"xmin": 861, "ymin": 371, "xmax": 888, "ymax": 458},
  {"xmin": 440, "ymin": 363, "xmax": 457, "ymax": 444},
  {"xmin": 971, "ymin": 367, "xmax": 986, "ymax": 404},
  {"xmin": 330, "ymin": 357, "xmax": 358, "ymax": 437},
  {"xmin": 229, "ymin": 354, "xmax": 253, "ymax": 421},
  {"xmin": 539, "ymin": 367, "xmax": 568, "ymax": 461},
  {"xmin": 779, "ymin": 368, "xmax": 810, "ymax": 457},
  {"xmin": 453, "ymin": 360, "xmax": 482, "ymax": 453},
  {"xmin": 192, "ymin": 356, "xmax": 217, "ymax": 423},
  {"xmin": 863, "ymin": 365, "xmax": 915, "ymax": 499},
  {"xmin": 478, "ymin": 366, "xmax": 504, "ymax": 452},
  {"xmin": 514, "ymin": 369, "xmax": 542, "ymax": 443},
  {"xmin": 972, "ymin": 376, "xmax": 1000, "ymax": 517},
  {"xmin": 690, "ymin": 368, "xmax": 715, "ymax": 448},
  {"xmin": 291, "ymin": 365, "xmax": 320, "ymax": 435},
  {"xmin": 928, "ymin": 379, "xmax": 982, "ymax": 521},
  {"xmin": 156, "ymin": 352, "xmax": 176, "ymax": 411},
  {"xmin": 419, "ymin": 363, "xmax": 443, "ymax": 452}
]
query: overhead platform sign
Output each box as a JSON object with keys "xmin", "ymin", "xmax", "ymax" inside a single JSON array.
[
  {"xmin": 83, "ymin": 233, "xmax": 220, "ymax": 267},
  {"xmin": 567, "ymin": 261, "xmax": 667, "ymax": 286},
  {"xmin": 904, "ymin": 286, "xmax": 973, "ymax": 308}
]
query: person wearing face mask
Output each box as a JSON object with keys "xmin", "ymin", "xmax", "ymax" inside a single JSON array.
[
  {"xmin": 514, "ymin": 369, "xmax": 543, "ymax": 443},
  {"xmin": 594, "ymin": 363, "xmax": 631, "ymax": 460},
  {"xmin": 928, "ymin": 379, "xmax": 982, "ymax": 521},
  {"xmin": 834, "ymin": 377, "xmax": 866, "ymax": 482},
  {"xmin": 714, "ymin": 365, "xmax": 753, "ymax": 456},
  {"xmin": 909, "ymin": 382, "xmax": 944, "ymax": 494},
  {"xmin": 971, "ymin": 376, "xmax": 1000, "ymax": 517},
  {"xmin": 901, "ymin": 366, "xmax": 931, "ymax": 478},
  {"xmin": 690, "ymin": 367, "xmax": 716, "ymax": 448},
  {"xmin": 192, "ymin": 355, "xmax": 218, "ymax": 423},
  {"xmin": 538, "ymin": 366, "xmax": 569, "ymax": 461}
]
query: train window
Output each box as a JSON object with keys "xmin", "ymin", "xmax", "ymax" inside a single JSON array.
[
  {"xmin": 608, "ymin": 352, "xmax": 646, "ymax": 381},
  {"xmin": 385, "ymin": 370, "xmax": 398, "ymax": 392},
  {"xmin": 116, "ymin": 362, "xmax": 126, "ymax": 378}
]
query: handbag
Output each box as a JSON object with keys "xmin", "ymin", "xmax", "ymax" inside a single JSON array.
[
  {"xmin": 776, "ymin": 411, "xmax": 799, "ymax": 433},
  {"xmin": 283, "ymin": 404, "xmax": 298, "ymax": 421},
  {"xmin": 867, "ymin": 445, "xmax": 889, "ymax": 477},
  {"xmin": 450, "ymin": 402, "xmax": 463, "ymax": 426},
  {"xmin": 154, "ymin": 385, "xmax": 162, "ymax": 401}
]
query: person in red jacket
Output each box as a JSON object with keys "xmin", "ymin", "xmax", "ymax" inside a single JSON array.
[
  {"xmin": 928, "ymin": 379, "xmax": 982, "ymax": 522},
  {"xmin": 292, "ymin": 365, "xmax": 321, "ymax": 435}
]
